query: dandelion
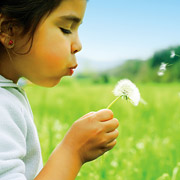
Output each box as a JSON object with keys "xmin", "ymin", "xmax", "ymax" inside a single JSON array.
[{"xmin": 107, "ymin": 79, "xmax": 140, "ymax": 109}]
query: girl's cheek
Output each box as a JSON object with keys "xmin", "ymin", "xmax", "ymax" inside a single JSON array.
[
  {"xmin": 34, "ymin": 42, "xmax": 69, "ymax": 68},
  {"xmin": 32, "ymin": 26, "xmax": 70, "ymax": 68}
]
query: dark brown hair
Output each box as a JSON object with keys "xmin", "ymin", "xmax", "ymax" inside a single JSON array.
[{"xmin": 0, "ymin": 0, "xmax": 64, "ymax": 54}]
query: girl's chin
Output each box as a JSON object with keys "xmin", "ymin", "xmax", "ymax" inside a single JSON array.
[{"xmin": 34, "ymin": 77, "xmax": 62, "ymax": 88}]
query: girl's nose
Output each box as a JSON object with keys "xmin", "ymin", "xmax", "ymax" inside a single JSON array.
[{"xmin": 71, "ymin": 35, "xmax": 82, "ymax": 54}]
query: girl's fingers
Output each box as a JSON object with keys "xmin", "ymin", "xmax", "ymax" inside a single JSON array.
[
  {"xmin": 106, "ymin": 129, "xmax": 119, "ymax": 143},
  {"xmin": 99, "ymin": 129, "xmax": 119, "ymax": 148},
  {"xmin": 102, "ymin": 118, "xmax": 119, "ymax": 133},
  {"xmin": 102, "ymin": 139, "xmax": 117, "ymax": 151},
  {"xmin": 79, "ymin": 111, "xmax": 96, "ymax": 120},
  {"xmin": 106, "ymin": 139, "xmax": 117, "ymax": 148},
  {"xmin": 95, "ymin": 109, "xmax": 114, "ymax": 122}
]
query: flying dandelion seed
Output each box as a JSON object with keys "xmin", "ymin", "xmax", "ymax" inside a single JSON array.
[
  {"xmin": 159, "ymin": 62, "xmax": 167, "ymax": 71},
  {"xmin": 170, "ymin": 50, "xmax": 176, "ymax": 58},
  {"xmin": 158, "ymin": 71, "xmax": 164, "ymax": 76},
  {"xmin": 170, "ymin": 50, "xmax": 180, "ymax": 58},
  {"xmin": 107, "ymin": 79, "xmax": 140, "ymax": 109},
  {"xmin": 158, "ymin": 62, "xmax": 167, "ymax": 76}
]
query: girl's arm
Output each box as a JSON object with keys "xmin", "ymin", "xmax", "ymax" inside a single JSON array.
[
  {"xmin": 34, "ymin": 142, "xmax": 82, "ymax": 180},
  {"xmin": 35, "ymin": 109, "xmax": 119, "ymax": 180}
]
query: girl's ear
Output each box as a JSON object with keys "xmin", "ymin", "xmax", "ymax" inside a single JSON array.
[
  {"xmin": 0, "ymin": 19, "xmax": 17, "ymax": 49},
  {"xmin": 0, "ymin": 33, "xmax": 15, "ymax": 49}
]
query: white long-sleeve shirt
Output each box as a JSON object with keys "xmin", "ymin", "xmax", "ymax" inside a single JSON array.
[{"xmin": 0, "ymin": 75, "xmax": 43, "ymax": 180}]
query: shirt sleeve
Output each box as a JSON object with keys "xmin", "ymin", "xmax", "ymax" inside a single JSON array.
[{"xmin": 0, "ymin": 101, "xmax": 27, "ymax": 180}]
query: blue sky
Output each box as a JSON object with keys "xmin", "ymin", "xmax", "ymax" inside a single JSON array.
[{"xmin": 77, "ymin": 0, "xmax": 180, "ymax": 63}]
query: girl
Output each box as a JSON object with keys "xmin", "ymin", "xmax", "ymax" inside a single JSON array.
[{"xmin": 0, "ymin": 0, "xmax": 119, "ymax": 179}]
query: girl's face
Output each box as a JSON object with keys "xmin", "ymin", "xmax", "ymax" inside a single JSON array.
[{"xmin": 11, "ymin": 0, "xmax": 86, "ymax": 87}]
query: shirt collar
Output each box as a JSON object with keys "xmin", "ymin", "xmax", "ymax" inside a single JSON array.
[{"xmin": 0, "ymin": 75, "xmax": 24, "ymax": 92}]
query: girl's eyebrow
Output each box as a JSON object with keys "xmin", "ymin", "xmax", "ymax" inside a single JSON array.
[{"xmin": 59, "ymin": 15, "xmax": 82, "ymax": 24}]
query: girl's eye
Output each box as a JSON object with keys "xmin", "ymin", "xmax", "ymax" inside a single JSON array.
[{"xmin": 60, "ymin": 28, "xmax": 72, "ymax": 34}]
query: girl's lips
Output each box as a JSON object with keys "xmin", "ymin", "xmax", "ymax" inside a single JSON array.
[
  {"xmin": 69, "ymin": 68, "xmax": 74, "ymax": 75},
  {"xmin": 69, "ymin": 64, "xmax": 78, "ymax": 75},
  {"xmin": 70, "ymin": 64, "xmax": 78, "ymax": 69}
]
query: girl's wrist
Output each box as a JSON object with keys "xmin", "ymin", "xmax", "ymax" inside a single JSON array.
[
  {"xmin": 35, "ymin": 140, "xmax": 83, "ymax": 180},
  {"xmin": 58, "ymin": 140, "xmax": 83, "ymax": 167}
]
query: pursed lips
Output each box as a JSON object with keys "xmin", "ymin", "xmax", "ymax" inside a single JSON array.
[
  {"xmin": 68, "ymin": 64, "xmax": 78, "ymax": 75},
  {"xmin": 69, "ymin": 64, "xmax": 78, "ymax": 70}
]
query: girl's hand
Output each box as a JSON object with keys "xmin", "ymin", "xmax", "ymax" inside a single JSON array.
[
  {"xmin": 61, "ymin": 109, "xmax": 119, "ymax": 164},
  {"xmin": 35, "ymin": 109, "xmax": 119, "ymax": 180}
]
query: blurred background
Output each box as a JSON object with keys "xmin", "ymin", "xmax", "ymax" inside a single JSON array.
[
  {"xmin": 23, "ymin": 1, "xmax": 180, "ymax": 180},
  {"xmin": 75, "ymin": 0, "xmax": 180, "ymax": 83}
]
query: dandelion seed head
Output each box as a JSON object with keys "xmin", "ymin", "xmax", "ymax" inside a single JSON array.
[
  {"xmin": 113, "ymin": 79, "xmax": 140, "ymax": 106},
  {"xmin": 170, "ymin": 50, "xmax": 175, "ymax": 58}
]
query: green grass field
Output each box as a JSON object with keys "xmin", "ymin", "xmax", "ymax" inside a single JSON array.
[{"xmin": 25, "ymin": 78, "xmax": 180, "ymax": 180}]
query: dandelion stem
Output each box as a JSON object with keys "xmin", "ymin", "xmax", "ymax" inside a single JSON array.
[{"xmin": 107, "ymin": 96, "xmax": 121, "ymax": 109}]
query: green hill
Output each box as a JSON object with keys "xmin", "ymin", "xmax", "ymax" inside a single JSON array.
[{"xmin": 103, "ymin": 45, "xmax": 180, "ymax": 83}]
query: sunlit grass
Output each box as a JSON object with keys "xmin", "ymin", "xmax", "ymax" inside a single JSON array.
[{"xmin": 25, "ymin": 78, "xmax": 180, "ymax": 180}]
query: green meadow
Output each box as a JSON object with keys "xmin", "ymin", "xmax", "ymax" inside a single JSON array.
[{"xmin": 25, "ymin": 78, "xmax": 180, "ymax": 180}]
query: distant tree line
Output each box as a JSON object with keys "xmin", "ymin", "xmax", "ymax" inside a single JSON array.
[
  {"xmin": 76, "ymin": 45, "xmax": 180, "ymax": 83},
  {"xmin": 102, "ymin": 45, "xmax": 180, "ymax": 83}
]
